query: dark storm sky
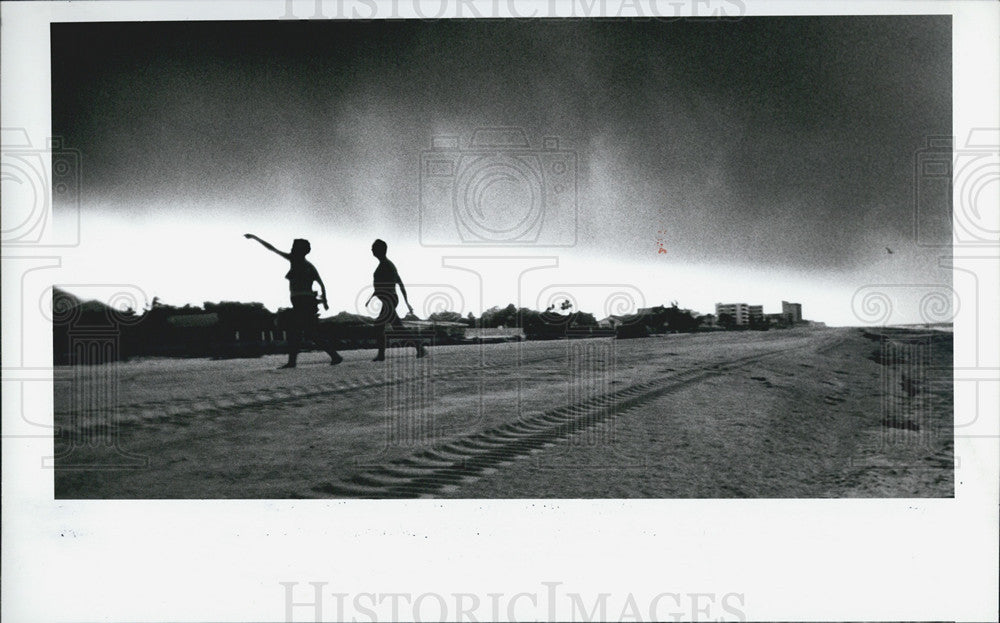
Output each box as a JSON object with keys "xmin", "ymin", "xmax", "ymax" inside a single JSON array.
[{"xmin": 50, "ymin": 17, "xmax": 951, "ymax": 319}]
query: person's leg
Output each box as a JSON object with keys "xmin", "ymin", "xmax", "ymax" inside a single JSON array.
[
  {"xmin": 387, "ymin": 308, "xmax": 426, "ymax": 359},
  {"xmin": 292, "ymin": 296, "xmax": 342, "ymax": 366},
  {"xmin": 307, "ymin": 318, "xmax": 342, "ymax": 365},
  {"xmin": 373, "ymin": 294, "xmax": 395, "ymax": 361},
  {"xmin": 389, "ymin": 314, "xmax": 426, "ymax": 358},
  {"xmin": 282, "ymin": 308, "xmax": 301, "ymax": 368},
  {"xmin": 326, "ymin": 342, "xmax": 343, "ymax": 365}
]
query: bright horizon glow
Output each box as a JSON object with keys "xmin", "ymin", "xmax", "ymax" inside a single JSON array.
[{"xmin": 51, "ymin": 210, "xmax": 940, "ymax": 327}]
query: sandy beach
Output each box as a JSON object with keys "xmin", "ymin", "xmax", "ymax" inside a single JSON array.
[{"xmin": 53, "ymin": 326, "xmax": 953, "ymax": 498}]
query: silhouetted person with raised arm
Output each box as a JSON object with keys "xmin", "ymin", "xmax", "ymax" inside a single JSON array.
[
  {"xmin": 244, "ymin": 233, "xmax": 342, "ymax": 368},
  {"xmin": 365, "ymin": 239, "xmax": 427, "ymax": 361}
]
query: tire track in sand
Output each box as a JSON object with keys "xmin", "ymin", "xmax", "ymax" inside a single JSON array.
[
  {"xmin": 54, "ymin": 349, "xmax": 600, "ymax": 436},
  {"xmin": 309, "ymin": 335, "xmax": 842, "ymax": 498}
]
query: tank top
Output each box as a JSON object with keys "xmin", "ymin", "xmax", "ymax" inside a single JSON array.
[
  {"xmin": 373, "ymin": 259, "xmax": 399, "ymax": 297},
  {"xmin": 286, "ymin": 259, "xmax": 317, "ymax": 298}
]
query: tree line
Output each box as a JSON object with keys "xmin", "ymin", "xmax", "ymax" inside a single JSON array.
[{"xmin": 52, "ymin": 288, "xmax": 706, "ymax": 363}]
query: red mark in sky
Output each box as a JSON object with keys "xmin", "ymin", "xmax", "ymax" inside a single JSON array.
[{"xmin": 656, "ymin": 230, "xmax": 667, "ymax": 254}]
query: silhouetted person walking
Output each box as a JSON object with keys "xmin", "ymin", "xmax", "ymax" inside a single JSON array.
[
  {"xmin": 244, "ymin": 233, "xmax": 342, "ymax": 368},
  {"xmin": 365, "ymin": 239, "xmax": 427, "ymax": 361}
]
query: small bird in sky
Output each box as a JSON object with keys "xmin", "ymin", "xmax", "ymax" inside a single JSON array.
[{"xmin": 886, "ymin": 247, "xmax": 894, "ymax": 254}]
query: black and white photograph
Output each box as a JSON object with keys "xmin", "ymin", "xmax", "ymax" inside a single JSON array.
[
  {"xmin": 47, "ymin": 15, "xmax": 957, "ymax": 499},
  {"xmin": 2, "ymin": 0, "xmax": 998, "ymax": 621}
]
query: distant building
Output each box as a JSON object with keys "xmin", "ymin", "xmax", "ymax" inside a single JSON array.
[
  {"xmin": 716, "ymin": 303, "xmax": 751, "ymax": 326},
  {"xmin": 716, "ymin": 302, "xmax": 800, "ymax": 328},
  {"xmin": 167, "ymin": 312, "xmax": 220, "ymax": 329},
  {"xmin": 782, "ymin": 300, "xmax": 803, "ymax": 323},
  {"xmin": 598, "ymin": 315, "xmax": 628, "ymax": 328},
  {"xmin": 600, "ymin": 306, "xmax": 662, "ymax": 329}
]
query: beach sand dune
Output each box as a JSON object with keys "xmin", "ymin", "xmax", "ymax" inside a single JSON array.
[{"xmin": 53, "ymin": 327, "xmax": 952, "ymax": 498}]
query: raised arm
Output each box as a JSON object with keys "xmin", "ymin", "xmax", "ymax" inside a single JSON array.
[{"xmin": 244, "ymin": 233, "xmax": 290, "ymax": 260}]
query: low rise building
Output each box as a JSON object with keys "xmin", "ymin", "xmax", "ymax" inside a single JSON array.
[{"xmin": 716, "ymin": 301, "xmax": 802, "ymax": 328}]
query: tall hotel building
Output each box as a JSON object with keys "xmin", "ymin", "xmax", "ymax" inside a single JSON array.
[
  {"xmin": 782, "ymin": 301, "xmax": 803, "ymax": 323},
  {"xmin": 715, "ymin": 303, "xmax": 774, "ymax": 326}
]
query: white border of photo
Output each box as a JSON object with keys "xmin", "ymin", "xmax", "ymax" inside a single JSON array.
[{"xmin": 1, "ymin": 1, "xmax": 997, "ymax": 621}]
